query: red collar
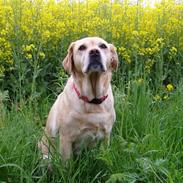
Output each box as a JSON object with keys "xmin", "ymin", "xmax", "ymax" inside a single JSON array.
[{"xmin": 72, "ymin": 83, "xmax": 108, "ymax": 104}]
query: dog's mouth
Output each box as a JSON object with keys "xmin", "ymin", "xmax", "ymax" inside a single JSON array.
[
  {"xmin": 87, "ymin": 61, "xmax": 105, "ymax": 73},
  {"xmin": 86, "ymin": 56, "xmax": 105, "ymax": 73}
]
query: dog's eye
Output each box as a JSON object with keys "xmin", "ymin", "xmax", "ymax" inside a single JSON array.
[
  {"xmin": 78, "ymin": 45, "xmax": 87, "ymax": 51},
  {"xmin": 99, "ymin": 43, "xmax": 107, "ymax": 49}
]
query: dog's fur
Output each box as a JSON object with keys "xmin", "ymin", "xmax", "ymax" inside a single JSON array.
[{"xmin": 38, "ymin": 37, "xmax": 118, "ymax": 162}]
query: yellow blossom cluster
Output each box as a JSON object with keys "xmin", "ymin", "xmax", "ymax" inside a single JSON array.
[
  {"xmin": 153, "ymin": 83, "xmax": 174, "ymax": 102},
  {"xmin": 0, "ymin": 4, "xmax": 13, "ymax": 76}
]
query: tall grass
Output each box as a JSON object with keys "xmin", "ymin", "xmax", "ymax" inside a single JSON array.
[{"xmin": 0, "ymin": 80, "xmax": 183, "ymax": 182}]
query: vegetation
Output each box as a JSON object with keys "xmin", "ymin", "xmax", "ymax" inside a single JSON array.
[{"xmin": 0, "ymin": 0, "xmax": 183, "ymax": 182}]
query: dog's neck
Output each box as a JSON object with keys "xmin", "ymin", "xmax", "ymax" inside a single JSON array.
[{"xmin": 73, "ymin": 71, "xmax": 112, "ymax": 101}]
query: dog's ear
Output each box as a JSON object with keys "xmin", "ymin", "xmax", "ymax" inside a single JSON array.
[
  {"xmin": 109, "ymin": 44, "xmax": 119, "ymax": 70},
  {"xmin": 63, "ymin": 42, "xmax": 75, "ymax": 74}
]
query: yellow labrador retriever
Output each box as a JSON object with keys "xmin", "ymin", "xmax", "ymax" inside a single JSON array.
[{"xmin": 38, "ymin": 37, "xmax": 118, "ymax": 162}]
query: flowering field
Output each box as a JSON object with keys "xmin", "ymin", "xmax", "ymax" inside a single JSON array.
[
  {"xmin": 0, "ymin": 0, "xmax": 183, "ymax": 182},
  {"xmin": 0, "ymin": 0, "xmax": 183, "ymax": 100}
]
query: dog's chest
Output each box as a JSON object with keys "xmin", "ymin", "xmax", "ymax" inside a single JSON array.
[
  {"xmin": 73, "ymin": 123, "xmax": 105, "ymax": 153},
  {"xmin": 82, "ymin": 124, "xmax": 105, "ymax": 139},
  {"xmin": 68, "ymin": 105, "xmax": 113, "ymax": 153}
]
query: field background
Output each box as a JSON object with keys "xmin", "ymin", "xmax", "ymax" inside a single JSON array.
[{"xmin": 0, "ymin": 0, "xmax": 183, "ymax": 182}]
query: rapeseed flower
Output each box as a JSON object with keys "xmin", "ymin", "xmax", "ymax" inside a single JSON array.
[
  {"xmin": 23, "ymin": 44, "xmax": 35, "ymax": 52},
  {"xmin": 153, "ymin": 94, "xmax": 161, "ymax": 101},
  {"xmin": 0, "ymin": 66, "xmax": 5, "ymax": 76},
  {"xmin": 163, "ymin": 95, "xmax": 169, "ymax": 100},
  {"xmin": 25, "ymin": 54, "xmax": 33, "ymax": 60},
  {"xmin": 39, "ymin": 52, "xmax": 45, "ymax": 60},
  {"xmin": 166, "ymin": 84, "xmax": 174, "ymax": 92}
]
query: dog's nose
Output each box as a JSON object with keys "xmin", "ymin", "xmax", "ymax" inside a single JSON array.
[{"xmin": 89, "ymin": 49, "xmax": 100, "ymax": 56}]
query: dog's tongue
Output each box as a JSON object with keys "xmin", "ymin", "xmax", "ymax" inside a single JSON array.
[{"xmin": 90, "ymin": 72, "xmax": 98, "ymax": 97}]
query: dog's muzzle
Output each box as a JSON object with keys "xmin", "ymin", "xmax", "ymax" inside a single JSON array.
[{"xmin": 86, "ymin": 49, "xmax": 105, "ymax": 72}]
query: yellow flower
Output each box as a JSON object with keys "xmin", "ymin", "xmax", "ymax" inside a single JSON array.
[
  {"xmin": 170, "ymin": 47, "xmax": 177, "ymax": 53},
  {"xmin": 156, "ymin": 38, "xmax": 164, "ymax": 45},
  {"xmin": 25, "ymin": 54, "xmax": 32, "ymax": 60},
  {"xmin": 163, "ymin": 95, "xmax": 169, "ymax": 100},
  {"xmin": 0, "ymin": 66, "xmax": 5, "ymax": 75},
  {"xmin": 6, "ymin": 59, "xmax": 14, "ymax": 65},
  {"xmin": 118, "ymin": 47, "xmax": 131, "ymax": 64},
  {"xmin": 169, "ymin": 47, "xmax": 177, "ymax": 56},
  {"xmin": 39, "ymin": 52, "xmax": 45, "ymax": 60},
  {"xmin": 42, "ymin": 30, "xmax": 50, "ymax": 39},
  {"xmin": 23, "ymin": 44, "xmax": 35, "ymax": 52},
  {"xmin": 132, "ymin": 31, "xmax": 138, "ymax": 37},
  {"xmin": 166, "ymin": 84, "xmax": 174, "ymax": 92},
  {"xmin": 1, "ymin": 29, "xmax": 7, "ymax": 36},
  {"xmin": 145, "ymin": 59, "xmax": 155, "ymax": 73},
  {"xmin": 153, "ymin": 94, "xmax": 161, "ymax": 101}
]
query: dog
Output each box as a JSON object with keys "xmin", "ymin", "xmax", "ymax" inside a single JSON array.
[{"xmin": 38, "ymin": 37, "xmax": 118, "ymax": 162}]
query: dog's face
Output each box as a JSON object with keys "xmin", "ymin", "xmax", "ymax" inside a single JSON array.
[{"xmin": 63, "ymin": 37, "xmax": 118, "ymax": 75}]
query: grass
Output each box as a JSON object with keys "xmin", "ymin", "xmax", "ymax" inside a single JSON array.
[{"xmin": 0, "ymin": 80, "xmax": 183, "ymax": 183}]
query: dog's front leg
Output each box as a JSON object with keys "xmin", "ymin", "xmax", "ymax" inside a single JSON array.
[{"xmin": 60, "ymin": 135, "xmax": 72, "ymax": 163}]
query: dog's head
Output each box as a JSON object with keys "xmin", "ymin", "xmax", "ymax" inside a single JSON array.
[{"xmin": 63, "ymin": 37, "xmax": 118, "ymax": 75}]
